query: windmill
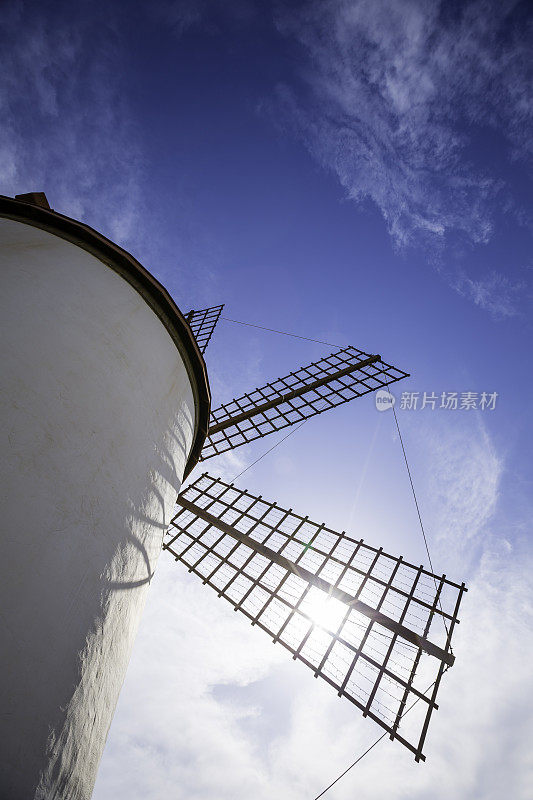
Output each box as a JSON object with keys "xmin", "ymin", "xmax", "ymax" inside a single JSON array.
[
  {"xmin": 170, "ymin": 306, "xmax": 466, "ymax": 764},
  {"xmin": 0, "ymin": 193, "xmax": 465, "ymax": 800}
]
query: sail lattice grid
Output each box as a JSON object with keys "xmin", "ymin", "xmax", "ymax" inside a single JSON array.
[
  {"xmin": 185, "ymin": 304, "xmax": 224, "ymax": 354},
  {"xmin": 201, "ymin": 346, "xmax": 409, "ymax": 460},
  {"xmin": 165, "ymin": 473, "xmax": 466, "ymax": 760}
]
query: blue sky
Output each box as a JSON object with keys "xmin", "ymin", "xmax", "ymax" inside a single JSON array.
[{"xmin": 2, "ymin": 1, "xmax": 532, "ymax": 797}]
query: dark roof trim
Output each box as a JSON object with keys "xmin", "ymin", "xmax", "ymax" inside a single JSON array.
[{"xmin": 0, "ymin": 193, "xmax": 210, "ymax": 480}]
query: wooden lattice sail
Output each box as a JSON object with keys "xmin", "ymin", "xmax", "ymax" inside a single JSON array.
[
  {"xmin": 201, "ymin": 346, "xmax": 409, "ymax": 460},
  {"xmin": 165, "ymin": 473, "xmax": 466, "ymax": 761},
  {"xmin": 185, "ymin": 304, "xmax": 224, "ymax": 354}
]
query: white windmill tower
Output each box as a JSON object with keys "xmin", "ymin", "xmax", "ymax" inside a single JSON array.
[{"xmin": 0, "ymin": 193, "xmax": 465, "ymax": 800}]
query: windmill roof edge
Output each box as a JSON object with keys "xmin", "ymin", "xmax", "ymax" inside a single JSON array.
[{"xmin": 0, "ymin": 193, "xmax": 211, "ymax": 479}]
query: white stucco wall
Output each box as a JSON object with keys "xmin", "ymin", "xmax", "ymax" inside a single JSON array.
[{"xmin": 0, "ymin": 218, "xmax": 197, "ymax": 799}]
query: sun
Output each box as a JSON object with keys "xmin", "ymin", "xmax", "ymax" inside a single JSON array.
[{"xmin": 304, "ymin": 588, "xmax": 347, "ymax": 631}]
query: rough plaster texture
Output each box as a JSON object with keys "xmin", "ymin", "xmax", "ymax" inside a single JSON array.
[{"xmin": 0, "ymin": 218, "xmax": 196, "ymax": 799}]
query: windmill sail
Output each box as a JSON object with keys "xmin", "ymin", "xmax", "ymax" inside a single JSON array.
[
  {"xmin": 185, "ymin": 304, "xmax": 224, "ymax": 354},
  {"xmin": 201, "ymin": 346, "xmax": 409, "ymax": 460},
  {"xmin": 165, "ymin": 473, "xmax": 466, "ymax": 761}
]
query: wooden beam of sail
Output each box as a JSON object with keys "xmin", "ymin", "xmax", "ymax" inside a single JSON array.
[
  {"xmin": 165, "ymin": 473, "xmax": 466, "ymax": 761},
  {"xmin": 200, "ymin": 346, "xmax": 409, "ymax": 460},
  {"xmin": 185, "ymin": 304, "xmax": 224, "ymax": 354}
]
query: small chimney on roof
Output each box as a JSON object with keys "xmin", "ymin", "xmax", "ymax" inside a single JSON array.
[{"xmin": 15, "ymin": 191, "xmax": 51, "ymax": 210}]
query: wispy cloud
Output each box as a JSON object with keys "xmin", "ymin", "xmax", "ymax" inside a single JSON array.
[
  {"xmin": 272, "ymin": 0, "xmax": 532, "ymax": 313},
  {"xmin": 0, "ymin": 1, "xmax": 143, "ymax": 246},
  {"xmin": 152, "ymin": 0, "xmax": 257, "ymax": 36},
  {"xmin": 419, "ymin": 414, "xmax": 503, "ymax": 560},
  {"xmin": 454, "ymin": 270, "xmax": 527, "ymax": 318}
]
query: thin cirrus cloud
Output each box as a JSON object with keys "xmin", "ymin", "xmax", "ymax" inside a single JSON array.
[
  {"xmin": 422, "ymin": 415, "xmax": 502, "ymax": 551},
  {"xmin": 454, "ymin": 270, "xmax": 528, "ymax": 319},
  {"xmin": 0, "ymin": 1, "xmax": 143, "ymax": 247},
  {"xmin": 151, "ymin": 0, "xmax": 258, "ymax": 35},
  {"xmin": 273, "ymin": 0, "xmax": 531, "ymax": 312}
]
